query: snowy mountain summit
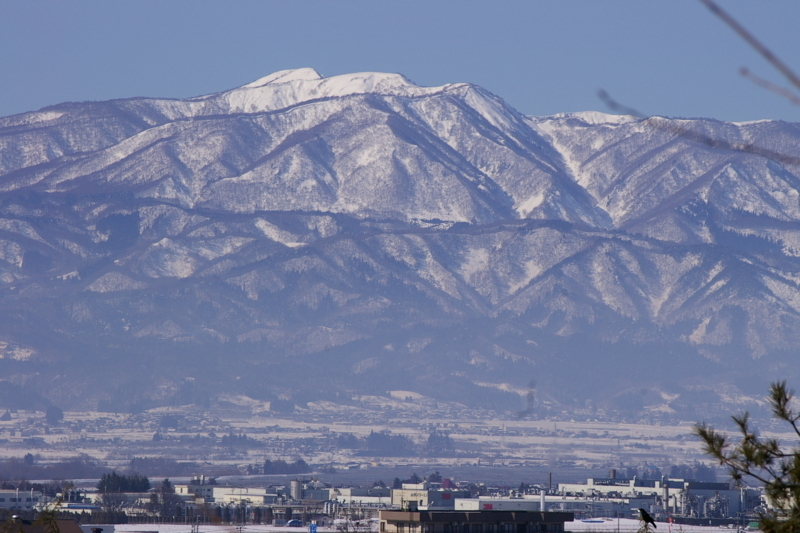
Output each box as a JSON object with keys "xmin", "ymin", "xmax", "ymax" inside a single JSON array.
[
  {"xmin": 0, "ymin": 69, "xmax": 799, "ymax": 416},
  {"xmin": 234, "ymin": 68, "xmax": 466, "ymax": 105},
  {"xmin": 166, "ymin": 69, "xmax": 475, "ymax": 118}
]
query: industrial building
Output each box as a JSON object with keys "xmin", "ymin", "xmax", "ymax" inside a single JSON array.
[
  {"xmin": 0, "ymin": 489, "xmax": 42, "ymax": 510},
  {"xmin": 557, "ymin": 475, "xmax": 763, "ymax": 520},
  {"xmin": 391, "ymin": 482, "xmax": 470, "ymax": 510},
  {"xmin": 4, "ymin": 517, "xmax": 83, "ymax": 533}
]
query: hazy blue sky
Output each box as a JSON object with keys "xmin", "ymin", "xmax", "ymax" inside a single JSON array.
[{"xmin": 2, "ymin": 1, "xmax": 799, "ymax": 122}]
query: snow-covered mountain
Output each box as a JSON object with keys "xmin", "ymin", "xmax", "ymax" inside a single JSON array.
[{"xmin": 1, "ymin": 69, "xmax": 799, "ymax": 417}]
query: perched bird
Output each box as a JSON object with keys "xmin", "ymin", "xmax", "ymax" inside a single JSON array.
[{"xmin": 638, "ymin": 508, "xmax": 657, "ymax": 529}]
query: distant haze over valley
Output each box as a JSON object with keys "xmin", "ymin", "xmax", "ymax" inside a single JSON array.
[{"xmin": 0, "ymin": 68, "xmax": 798, "ymax": 419}]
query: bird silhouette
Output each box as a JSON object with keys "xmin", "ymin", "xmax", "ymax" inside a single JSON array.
[{"xmin": 638, "ymin": 508, "xmax": 656, "ymax": 529}]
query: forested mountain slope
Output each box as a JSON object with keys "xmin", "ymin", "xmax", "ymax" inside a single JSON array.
[{"xmin": 1, "ymin": 69, "xmax": 798, "ymax": 417}]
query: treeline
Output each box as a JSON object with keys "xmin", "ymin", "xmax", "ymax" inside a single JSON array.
[
  {"xmin": 0, "ymin": 480, "xmax": 68, "ymax": 497},
  {"xmin": 0, "ymin": 455, "xmax": 107, "ymax": 480},
  {"xmin": 262, "ymin": 459, "xmax": 311, "ymax": 475},
  {"xmin": 97, "ymin": 472, "xmax": 151, "ymax": 492},
  {"xmin": 129, "ymin": 457, "xmax": 197, "ymax": 477},
  {"xmin": 619, "ymin": 463, "xmax": 716, "ymax": 482},
  {"xmin": 337, "ymin": 430, "xmax": 455, "ymax": 457},
  {"xmin": 338, "ymin": 430, "xmax": 415, "ymax": 456},
  {"xmin": 220, "ymin": 432, "xmax": 260, "ymax": 447},
  {"xmin": 425, "ymin": 430, "xmax": 456, "ymax": 457},
  {"xmin": 669, "ymin": 463, "xmax": 716, "ymax": 482},
  {"xmin": 151, "ymin": 431, "xmax": 263, "ymax": 449}
]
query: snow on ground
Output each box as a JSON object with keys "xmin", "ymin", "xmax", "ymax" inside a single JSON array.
[{"xmin": 568, "ymin": 519, "xmax": 751, "ymax": 533}]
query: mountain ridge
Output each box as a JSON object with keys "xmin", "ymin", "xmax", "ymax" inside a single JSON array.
[{"xmin": 0, "ymin": 69, "xmax": 798, "ymax": 419}]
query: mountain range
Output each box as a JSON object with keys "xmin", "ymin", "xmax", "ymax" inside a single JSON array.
[{"xmin": 1, "ymin": 68, "xmax": 799, "ymax": 418}]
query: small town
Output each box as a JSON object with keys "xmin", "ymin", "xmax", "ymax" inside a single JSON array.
[
  {"xmin": 0, "ymin": 468, "xmax": 767, "ymax": 533},
  {"xmin": 0, "ymin": 402, "xmax": 781, "ymax": 533}
]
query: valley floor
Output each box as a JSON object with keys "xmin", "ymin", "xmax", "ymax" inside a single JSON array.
[{"xmin": 1, "ymin": 399, "xmax": 784, "ymax": 482}]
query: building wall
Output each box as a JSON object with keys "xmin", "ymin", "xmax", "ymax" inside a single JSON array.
[
  {"xmin": 0, "ymin": 490, "xmax": 41, "ymax": 510},
  {"xmin": 393, "ymin": 490, "xmax": 432, "ymax": 508},
  {"xmin": 304, "ymin": 489, "xmax": 333, "ymax": 501},
  {"xmin": 457, "ymin": 500, "xmax": 539, "ymax": 512},
  {"xmin": 175, "ymin": 484, "xmax": 214, "ymax": 499},
  {"xmin": 380, "ymin": 510, "xmax": 573, "ymax": 533},
  {"xmin": 392, "ymin": 490, "xmax": 470, "ymax": 509},
  {"xmin": 555, "ymin": 478, "xmax": 761, "ymax": 519}
]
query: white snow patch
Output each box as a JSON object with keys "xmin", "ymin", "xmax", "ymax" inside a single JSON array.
[
  {"xmin": 2, "ymin": 110, "xmax": 65, "ymax": 127},
  {"xmin": 570, "ymin": 111, "xmax": 639, "ymax": 124},
  {"xmin": 192, "ymin": 237, "xmax": 255, "ymax": 260},
  {"xmin": 460, "ymin": 248, "xmax": 490, "ymax": 281},
  {"xmin": 706, "ymin": 261, "xmax": 725, "ymax": 282},
  {"xmin": 473, "ymin": 381, "xmax": 528, "ymax": 396},
  {"xmin": 462, "ymin": 87, "xmax": 516, "ymax": 132},
  {"xmin": 762, "ymin": 275, "xmax": 800, "ymax": 313},
  {"xmin": 535, "ymin": 111, "xmax": 639, "ymax": 125},
  {"xmin": 204, "ymin": 69, "xmax": 471, "ymax": 117},
  {"xmin": 148, "ymin": 238, "xmax": 198, "ymax": 278},
  {"xmin": 733, "ymin": 119, "xmax": 774, "ymax": 126},
  {"xmin": 649, "ymin": 286, "xmax": 673, "ymax": 318},
  {"xmin": 0, "ymin": 219, "xmax": 46, "ymax": 244},
  {"xmin": 254, "ymin": 218, "xmax": 306, "ymax": 248},
  {"xmin": 134, "ymin": 320, "xmax": 186, "ymax": 339},
  {"xmin": 706, "ymin": 277, "xmax": 728, "ymax": 294},
  {"xmin": 388, "ymin": 390, "xmax": 425, "ymax": 400},
  {"xmin": 86, "ymin": 272, "xmax": 148, "ymax": 292},
  {"xmin": 0, "ymin": 341, "xmax": 35, "ymax": 361},
  {"xmin": 509, "ymin": 260, "xmax": 542, "ymax": 294},
  {"xmin": 689, "ymin": 317, "xmax": 711, "ymax": 344},
  {"xmin": 517, "ymin": 192, "xmax": 545, "ymax": 217},
  {"xmin": 242, "ymin": 68, "xmax": 323, "ymax": 88}
]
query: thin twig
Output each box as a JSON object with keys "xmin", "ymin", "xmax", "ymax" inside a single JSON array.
[
  {"xmin": 596, "ymin": 90, "xmax": 645, "ymax": 118},
  {"xmin": 597, "ymin": 89, "xmax": 800, "ymax": 166},
  {"xmin": 740, "ymin": 68, "xmax": 800, "ymax": 107},
  {"xmin": 698, "ymin": 0, "xmax": 800, "ymax": 93}
]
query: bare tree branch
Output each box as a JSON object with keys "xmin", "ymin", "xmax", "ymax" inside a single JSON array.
[
  {"xmin": 698, "ymin": 0, "xmax": 800, "ymax": 94},
  {"xmin": 740, "ymin": 68, "xmax": 800, "ymax": 107},
  {"xmin": 596, "ymin": 92, "xmax": 800, "ymax": 166},
  {"xmin": 596, "ymin": 90, "xmax": 645, "ymax": 119}
]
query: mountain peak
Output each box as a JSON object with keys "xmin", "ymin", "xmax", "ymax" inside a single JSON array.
[
  {"xmin": 202, "ymin": 69, "xmax": 468, "ymax": 116},
  {"xmin": 1, "ymin": 69, "xmax": 800, "ymax": 413},
  {"xmin": 241, "ymin": 68, "xmax": 323, "ymax": 88}
]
